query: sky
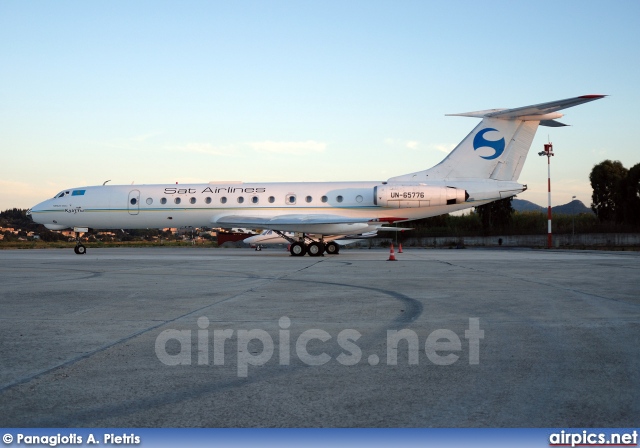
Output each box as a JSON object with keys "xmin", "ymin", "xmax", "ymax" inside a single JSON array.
[{"xmin": 1, "ymin": 0, "xmax": 639, "ymax": 211}]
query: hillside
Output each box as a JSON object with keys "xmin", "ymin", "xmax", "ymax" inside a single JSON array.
[{"xmin": 513, "ymin": 199, "xmax": 594, "ymax": 215}]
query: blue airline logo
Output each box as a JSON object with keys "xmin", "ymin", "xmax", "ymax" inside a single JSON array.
[{"xmin": 473, "ymin": 128, "xmax": 505, "ymax": 160}]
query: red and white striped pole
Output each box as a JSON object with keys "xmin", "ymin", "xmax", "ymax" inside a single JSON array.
[{"xmin": 539, "ymin": 143, "xmax": 554, "ymax": 249}]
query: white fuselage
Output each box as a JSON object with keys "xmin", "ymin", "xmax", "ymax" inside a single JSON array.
[{"xmin": 30, "ymin": 179, "xmax": 524, "ymax": 233}]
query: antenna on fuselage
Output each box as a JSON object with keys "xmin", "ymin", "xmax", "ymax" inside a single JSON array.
[{"xmin": 103, "ymin": 180, "xmax": 111, "ymax": 185}]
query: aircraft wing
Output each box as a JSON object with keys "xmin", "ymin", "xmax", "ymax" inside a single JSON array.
[
  {"xmin": 212, "ymin": 214, "xmax": 379, "ymax": 235},
  {"xmin": 214, "ymin": 214, "xmax": 373, "ymax": 226}
]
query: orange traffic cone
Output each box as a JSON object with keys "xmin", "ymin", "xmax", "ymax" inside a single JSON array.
[
  {"xmin": 388, "ymin": 243, "xmax": 397, "ymax": 261},
  {"xmin": 398, "ymin": 243, "xmax": 403, "ymax": 253}
]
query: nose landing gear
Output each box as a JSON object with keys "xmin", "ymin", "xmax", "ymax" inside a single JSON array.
[{"xmin": 72, "ymin": 227, "xmax": 89, "ymax": 255}]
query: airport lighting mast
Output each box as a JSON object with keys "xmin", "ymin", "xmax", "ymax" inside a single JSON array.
[
  {"xmin": 572, "ymin": 195, "xmax": 576, "ymax": 244},
  {"xmin": 538, "ymin": 142, "xmax": 554, "ymax": 249}
]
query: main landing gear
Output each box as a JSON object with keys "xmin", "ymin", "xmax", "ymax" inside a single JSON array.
[
  {"xmin": 325, "ymin": 241, "xmax": 340, "ymax": 255},
  {"xmin": 273, "ymin": 231, "xmax": 340, "ymax": 257}
]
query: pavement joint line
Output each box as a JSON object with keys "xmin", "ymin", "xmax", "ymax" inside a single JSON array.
[
  {"xmin": 432, "ymin": 258, "xmax": 640, "ymax": 308},
  {"xmin": 0, "ymin": 257, "xmax": 343, "ymax": 395},
  {"xmin": 13, "ymin": 281, "xmax": 427, "ymax": 427},
  {"xmin": 0, "ymin": 265, "xmax": 313, "ymax": 394},
  {"xmin": 0, "ymin": 256, "xmax": 422, "ymax": 398}
]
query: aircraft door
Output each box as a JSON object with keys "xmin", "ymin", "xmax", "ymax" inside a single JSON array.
[{"xmin": 128, "ymin": 190, "xmax": 140, "ymax": 215}]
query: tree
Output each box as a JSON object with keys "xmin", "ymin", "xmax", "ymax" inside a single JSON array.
[
  {"xmin": 619, "ymin": 163, "xmax": 640, "ymax": 227},
  {"xmin": 590, "ymin": 160, "xmax": 628, "ymax": 222},
  {"xmin": 475, "ymin": 197, "xmax": 513, "ymax": 233}
]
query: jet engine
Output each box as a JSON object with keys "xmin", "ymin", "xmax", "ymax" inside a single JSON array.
[{"xmin": 374, "ymin": 185, "xmax": 468, "ymax": 208}]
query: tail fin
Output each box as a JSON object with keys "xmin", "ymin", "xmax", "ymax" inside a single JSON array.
[{"xmin": 388, "ymin": 95, "xmax": 605, "ymax": 182}]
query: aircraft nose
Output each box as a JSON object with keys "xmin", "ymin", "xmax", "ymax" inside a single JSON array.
[{"xmin": 29, "ymin": 201, "xmax": 48, "ymax": 224}]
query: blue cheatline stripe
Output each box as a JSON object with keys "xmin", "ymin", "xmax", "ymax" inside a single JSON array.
[{"xmin": 35, "ymin": 205, "xmax": 382, "ymax": 214}]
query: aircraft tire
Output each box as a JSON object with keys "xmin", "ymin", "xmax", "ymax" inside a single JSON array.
[
  {"xmin": 76, "ymin": 244, "xmax": 86, "ymax": 255},
  {"xmin": 289, "ymin": 242, "xmax": 307, "ymax": 257},
  {"xmin": 325, "ymin": 242, "xmax": 339, "ymax": 255},
  {"xmin": 307, "ymin": 241, "xmax": 325, "ymax": 257}
]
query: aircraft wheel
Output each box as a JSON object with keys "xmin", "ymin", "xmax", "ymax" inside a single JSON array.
[
  {"xmin": 75, "ymin": 244, "xmax": 86, "ymax": 255},
  {"xmin": 289, "ymin": 242, "xmax": 307, "ymax": 257},
  {"xmin": 256, "ymin": 245, "xmax": 262, "ymax": 251},
  {"xmin": 325, "ymin": 242, "xmax": 339, "ymax": 255},
  {"xmin": 307, "ymin": 241, "xmax": 325, "ymax": 257}
]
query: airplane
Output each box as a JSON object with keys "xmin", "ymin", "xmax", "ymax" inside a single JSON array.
[
  {"xmin": 243, "ymin": 229, "xmax": 383, "ymax": 253},
  {"xmin": 29, "ymin": 95, "xmax": 605, "ymax": 256}
]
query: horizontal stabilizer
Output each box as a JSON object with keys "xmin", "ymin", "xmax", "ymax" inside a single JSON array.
[
  {"xmin": 447, "ymin": 95, "xmax": 606, "ymax": 122},
  {"xmin": 539, "ymin": 119, "xmax": 568, "ymax": 127}
]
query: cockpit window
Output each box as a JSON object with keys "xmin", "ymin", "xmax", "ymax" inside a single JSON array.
[{"xmin": 54, "ymin": 191, "xmax": 72, "ymax": 198}]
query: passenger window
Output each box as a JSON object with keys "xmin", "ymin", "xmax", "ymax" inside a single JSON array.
[
  {"xmin": 237, "ymin": 196, "xmax": 244, "ymax": 204},
  {"xmin": 160, "ymin": 198, "xmax": 167, "ymax": 205},
  {"xmin": 130, "ymin": 198, "xmax": 137, "ymax": 205},
  {"xmin": 321, "ymin": 196, "xmax": 328, "ymax": 203},
  {"xmin": 305, "ymin": 196, "xmax": 312, "ymax": 203},
  {"xmin": 190, "ymin": 197, "xmax": 196, "ymax": 204},
  {"xmin": 174, "ymin": 198, "xmax": 181, "ymax": 204},
  {"xmin": 336, "ymin": 195, "xmax": 343, "ymax": 203},
  {"xmin": 205, "ymin": 197, "xmax": 212, "ymax": 204},
  {"xmin": 146, "ymin": 198, "xmax": 153, "ymax": 205},
  {"xmin": 286, "ymin": 194, "xmax": 296, "ymax": 205},
  {"xmin": 251, "ymin": 196, "xmax": 259, "ymax": 204},
  {"xmin": 221, "ymin": 197, "xmax": 227, "ymax": 204},
  {"xmin": 268, "ymin": 196, "xmax": 275, "ymax": 203}
]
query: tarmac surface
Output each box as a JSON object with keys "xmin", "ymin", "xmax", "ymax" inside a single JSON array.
[{"xmin": 0, "ymin": 247, "xmax": 638, "ymax": 427}]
